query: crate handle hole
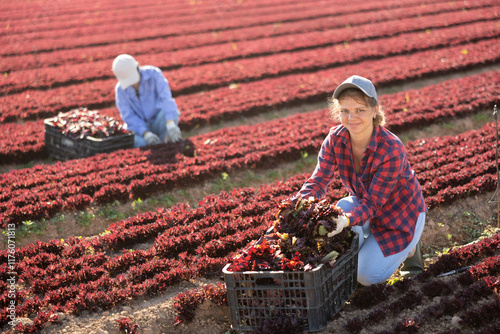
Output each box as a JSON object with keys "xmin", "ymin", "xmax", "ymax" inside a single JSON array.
[
  {"xmin": 255, "ymin": 277, "xmax": 282, "ymax": 286},
  {"xmin": 61, "ymin": 138, "xmax": 75, "ymax": 147}
]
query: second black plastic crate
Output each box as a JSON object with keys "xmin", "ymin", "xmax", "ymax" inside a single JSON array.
[
  {"xmin": 44, "ymin": 118, "xmax": 134, "ymax": 161},
  {"xmin": 223, "ymin": 233, "xmax": 359, "ymax": 333}
]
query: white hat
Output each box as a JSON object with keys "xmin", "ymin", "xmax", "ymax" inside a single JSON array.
[
  {"xmin": 333, "ymin": 75, "xmax": 378, "ymax": 102},
  {"xmin": 112, "ymin": 54, "xmax": 140, "ymax": 89}
]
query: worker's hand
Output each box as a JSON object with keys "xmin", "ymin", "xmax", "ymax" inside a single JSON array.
[
  {"xmin": 143, "ymin": 131, "xmax": 161, "ymax": 145},
  {"xmin": 327, "ymin": 215, "xmax": 350, "ymax": 238},
  {"xmin": 166, "ymin": 121, "xmax": 182, "ymax": 143}
]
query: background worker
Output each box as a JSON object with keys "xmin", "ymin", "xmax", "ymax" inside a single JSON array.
[
  {"xmin": 296, "ymin": 75, "xmax": 427, "ymax": 286},
  {"xmin": 112, "ymin": 54, "xmax": 182, "ymax": 147}
]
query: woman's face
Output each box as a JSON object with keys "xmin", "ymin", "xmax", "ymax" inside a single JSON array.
[{"xmin": 339, "ymin": 97, "xmax": 377, "ymax": 138}]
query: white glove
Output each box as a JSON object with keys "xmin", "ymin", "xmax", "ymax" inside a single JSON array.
[
  {"xmin": 327, "ymin": 215, "xmax": 350, "ymax": 237},
  {"xmin": 143, "ymin": 131, "xmax": 160, "ymax": 145},
  {"xmin": 166, "ymin": 121, "xmax": 182, "ymax": 143}
]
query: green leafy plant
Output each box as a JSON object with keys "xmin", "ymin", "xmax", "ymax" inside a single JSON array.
[
  {"xmin": 77, "ymin": 211, "xmax": 95, "ymax": 226},
  {"xmin": 161, "ymin": 194, "xmax": 177, "ymax": 207},
  {"xmin": 16, "ymin": 219, "xmax": 47, "ymax": 238},
  {"xmin": 461, "ymin": 211, "xmax": 489, "ymax": 240},
  {"xmin": 213, "ymin": 172, "xmax": 234, "ymax": 193},
  {"xmin": 132, "ymin": 198, "xmax": 143, "ymax": 210},
  {"xmin": 98, "ymin": 200, "xmax": 126, "ymax": 221}
]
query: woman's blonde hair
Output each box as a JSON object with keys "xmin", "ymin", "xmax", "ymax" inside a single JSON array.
[{"xmin": 328, "ymin": 88, "xmax": 385, "ymax": 127}]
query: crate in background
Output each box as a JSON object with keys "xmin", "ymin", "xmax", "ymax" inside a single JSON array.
[
  {"xmin": 223, "ymin": 233, "xmax": 359, "ymax": 333},
  {"xmin": 44, "ymin": 118, "xmax": 134, "ymax": 161}
]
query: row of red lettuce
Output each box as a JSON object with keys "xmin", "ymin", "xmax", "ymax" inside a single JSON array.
[
  {"xmin": 1, "ymin": 68, "xmax": 498, "ymax": 165},
  {"xmin": 171, "ymin": 234, "xmax": 500, "ymax": 332},
  {"xmin": 2, "ymin": 21, "xmax": 499, "ymax": 123},
  {"xmin": 0, "ymin": 0, "xmax": 345, "ymax": 41},
  {"xmin": 0, "ymin": 70, "xmax": 498, "ymax": 224},
  {"xmin": 3, "ymin": 0, "xmax": 488, "ymax": 74},
  {"xmin": 1, "ymin": 0, "xmax": 452, "ymax": 56},
  {"xmin": 0, "ymin": 131, "xmax": 498, "ymax": 331},
  {"xmin": 3, "ymin": 4, "xmax": 495, "ymax": 95},
  {"xmin": 0, "ymin": 0, "xmax": 246, "ymax": 24},
  {"xmin": 0, "ymin": 125, "xmax": 496, "ymax": 309}
]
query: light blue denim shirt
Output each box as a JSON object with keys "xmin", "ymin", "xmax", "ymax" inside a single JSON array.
[{"xmin": 115, "ymin": 65, "xmax": 180, "ymax": 136}]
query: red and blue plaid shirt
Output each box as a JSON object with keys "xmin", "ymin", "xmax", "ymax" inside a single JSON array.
[{"xmin": 298, "ymin": 125, "xmax": 427, "ymax": 257}]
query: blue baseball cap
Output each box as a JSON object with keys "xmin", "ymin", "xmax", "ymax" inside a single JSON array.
[{"xmin": 333, "ymin": 75, "xmax": 378, "ymax": 102}]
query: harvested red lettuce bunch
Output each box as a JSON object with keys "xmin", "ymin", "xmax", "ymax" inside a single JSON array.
[
  {"xmin": 48, "ymin": 107, "xmax": 129, "ymax": 139},
  {"xmin": 230, "ymin": 197, "xmax": 353, "ymax": 272}
]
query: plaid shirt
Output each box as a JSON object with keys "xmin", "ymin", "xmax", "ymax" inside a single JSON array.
[{"xmin": 298, "ymin": 125, "xmax": 427, "ymax": 257}]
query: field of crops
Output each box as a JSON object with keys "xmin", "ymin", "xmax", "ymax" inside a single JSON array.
[{"xmin": 1, "ymin": 0, "xmax": 499, "ymax": 333}]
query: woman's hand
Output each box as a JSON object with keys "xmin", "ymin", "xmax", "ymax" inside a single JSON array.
[{"xmin": 327, "ymin": 215, "xmax": 350, "ymax": 237}]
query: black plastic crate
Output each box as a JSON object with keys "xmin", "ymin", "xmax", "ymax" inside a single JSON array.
[
  {"xmin": 223, "ymin": 233, "xmax": 359, "ymax": 332},
  {"xmin": 44, "ymin": 118, "xmax": 134, "ymax": 161}
]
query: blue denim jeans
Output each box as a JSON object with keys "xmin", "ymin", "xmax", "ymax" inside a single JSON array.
[
  {"xmin": 336, "ymin": 196, "xmax": 426, "ymax": 286},
  {"xmin": 134, "ymin": 110, "xmax": 180, "ymax": 147}
]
